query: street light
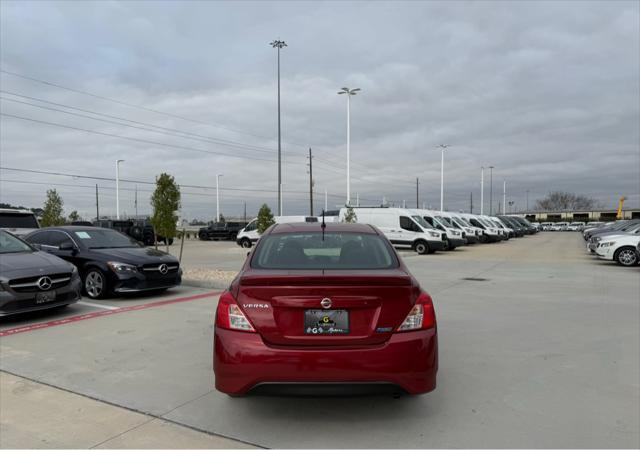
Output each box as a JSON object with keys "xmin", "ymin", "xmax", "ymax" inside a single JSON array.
[
  {"xmin": 216, "ymin": 174, "xmax": 223, "ymax": 223},
  {"xmin": 338, "ymin": 87, "xmax": 361, "ymax": 206},
  {"xmin": 270, "ymin": 39, "xmax": 287, "ymax": 216},
  {"xmin": 488, "ymin": 165, "xmax": 495, "ymax": 215},
  {"xmin": 437, "ymin": 144, "xmax": 450, "ymax": 212},
  {"xmin": 115, "ymin": 159, "xmax": 124, "ymax": 219},
  {"xmin": 480, "ymin": 166, "xmax": 485, "ymax": 215}
]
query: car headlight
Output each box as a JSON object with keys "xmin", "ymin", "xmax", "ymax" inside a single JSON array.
[
  {"xmin": 428, "ymin": 231, "xmax": 440, "ymax": 237},
  {"xmin": 452, "ymin": 230, "xmax": 460, "ymax": 236},
  {"xmin": 107, "ymin": 261, "xmax": 138, "ymax": 273},
  {"xmin": 599, "ymin": 242, "xmax": 616, "ymax": 248}
]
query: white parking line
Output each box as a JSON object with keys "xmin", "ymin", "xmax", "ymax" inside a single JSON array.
[{"xmin": 77, "ymin": 301, "xmax": 120, "ymax": 311}]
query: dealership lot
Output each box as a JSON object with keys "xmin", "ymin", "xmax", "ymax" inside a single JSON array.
[{"xmin": 1, "ymin": 233, "xmax": 638, "ymax": 448}]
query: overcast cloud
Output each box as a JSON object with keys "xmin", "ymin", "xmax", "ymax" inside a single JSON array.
[{"xmin": 1, "ymin": 0, "xmax": 638, "ymax": 220}]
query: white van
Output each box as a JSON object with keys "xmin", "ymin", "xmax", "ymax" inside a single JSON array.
[
  {"xmin": 414, "ymin": 209, "xmax": 467, "ymax": 249},
  {"xmin": 442, "ymin": 212, "xmax": 484, "ymax": 243},
  {"xmin": 236, "ymin": 216, "xmax": 318, "ymax": 248},
  {"xmin": 460, "ymin": 213, "xmax": 504, "ymax": 242},
  {"xmin": 338, "ymin": 207, "xmax": 446, "ymax": 254}
]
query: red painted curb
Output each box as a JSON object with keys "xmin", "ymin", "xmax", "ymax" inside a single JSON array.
[{"xmin": 0, "ymin": 291, "xmax": 222, "ymax": 338}]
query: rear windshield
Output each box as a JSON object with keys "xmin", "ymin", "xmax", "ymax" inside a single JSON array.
[
  {"xmin": 0, "ymin": 212, "xmax": 38, "ymax": 228},
  {"xmin": 251, "ymin": 232, "xmax": 399, "ymax": 270}
]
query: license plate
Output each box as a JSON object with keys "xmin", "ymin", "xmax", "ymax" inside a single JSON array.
[
  {"xmin": 35, "ymin": 291, "xmax": 57, "ymax": 304},
  {"xmin": 304, "ymin": 309, "xmax": 349, "ymax": 335}
]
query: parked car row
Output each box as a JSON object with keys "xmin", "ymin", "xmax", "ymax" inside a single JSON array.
[
  {"xmin": 539, "ymin": 221, "xmax": 596, "ymax": 231},
  {"xmin": 583, "ymin": 219, "xmax": 640, "ymax": 266},
  {"xmin": 235, "ymin": 208, "xmax": 538, "ymax": 254},
  {"xmin": 0, "ymin": 225, "xmax": 183, "ymax": 317}
]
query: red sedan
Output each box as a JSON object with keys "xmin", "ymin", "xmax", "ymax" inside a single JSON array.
[{"xmin": 213, "ymin": 222, "xmax": 438, "ymax": 396}]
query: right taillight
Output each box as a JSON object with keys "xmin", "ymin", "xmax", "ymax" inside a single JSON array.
[
  {"xmin": 397, "ymin": 291, "xmax": 436, "ymax": 332},
  {"xmin": 215, "ymin": 291, "xmax": 256, "ymax": 332}
]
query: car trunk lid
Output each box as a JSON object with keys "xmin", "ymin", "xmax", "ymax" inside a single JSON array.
[{"xmin": 236, "ymin": 269, "xmax": 417, "ymax": 347}]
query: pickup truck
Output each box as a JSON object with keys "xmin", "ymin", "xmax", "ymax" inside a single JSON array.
[{"xmin": 198, "ymin": 222, "xmax": 247, "ymax": 241}]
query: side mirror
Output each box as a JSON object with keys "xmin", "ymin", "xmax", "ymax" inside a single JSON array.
[{"xmin": 59, "ymin": 242, "xmax": 76, "ymax": 252}]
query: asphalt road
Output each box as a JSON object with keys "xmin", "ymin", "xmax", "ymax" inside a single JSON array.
[{"xmin": 1, "ymin": 233, "xmax": 638, "ymax": 448}]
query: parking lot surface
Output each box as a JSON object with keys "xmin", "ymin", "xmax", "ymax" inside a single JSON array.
[{"xmin": 1, "ymin": 233, "xmax": 638, "ymax": 448}]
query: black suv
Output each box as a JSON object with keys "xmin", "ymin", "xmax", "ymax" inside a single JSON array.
[
  {"xmin": 198, "ymin": 222, "xmax": 247, "ymax": 241},
  {"xmin": 94, "ymin": 219, "xmax": 173, "ymax": 246}
]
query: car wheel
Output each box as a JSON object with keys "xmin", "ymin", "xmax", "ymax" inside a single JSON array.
[
  {"xmin": 84, "ymin": 269, "xmax": 108, "ymax": 299},
  {"xmin": 414, "ymin": 240, "xmax": 429, "ymax": 255},
  {"xmin": 614, "ymin": 247, "xmax": 639, "ymax": 266},
  {"xmin": 240, "ymin": 238, "xmax": 252, "ymax": 249},
  {"xmin": 167, "ymin": 238, "xmax": 174, "ymax": 246},
  {"xmin": 442, "ymin": 238, "xmax": 450, "ymax": 251},
  {"xmin": 199, "ymin": 232, "xmax": 208, "ymax": 241}
]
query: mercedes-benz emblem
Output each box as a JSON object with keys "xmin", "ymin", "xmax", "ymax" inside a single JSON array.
[
  {"xmin": 158, "ymin": 264, "xmax": 168, "ymax": 275},
  {"xmin": 37, "ymin": 276, "xmax": 52, "ymax": 291},
  {"xmin": 320, "ymin": 298, "xmax": 332, "ymax": 309}
]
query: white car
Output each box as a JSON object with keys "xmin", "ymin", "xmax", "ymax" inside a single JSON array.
[
  {"xmin": 595, "ymin": 234, "xmax": 640, "ymax": 266},
  {"xmin": 566, "ymin": 222, "xmax": 586, "ymax": 231},
  {"xmin": 549, "ymin": 222, "xmax": 569, "ymax": 231},
  {"xmin": 539, "ymin": 222, "xmax": 553, "ymax": 231}
]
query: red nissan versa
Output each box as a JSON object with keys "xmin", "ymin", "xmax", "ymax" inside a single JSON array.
[{"xmin": 213, "ymin": 222, "xmax": 438, "ymax": 396}]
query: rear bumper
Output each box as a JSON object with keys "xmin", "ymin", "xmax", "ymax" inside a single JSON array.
[{"xmin": 214, "ymin": 327, "xmax": 438, "ymax": 395}]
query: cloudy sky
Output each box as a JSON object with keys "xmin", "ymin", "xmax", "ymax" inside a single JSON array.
[{"xmin": 1, "ymin": 0, "xmax": 638, "ymax": 220}]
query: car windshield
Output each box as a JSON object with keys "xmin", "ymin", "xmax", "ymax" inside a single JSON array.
[
  {"xmin": 412, "ymin": 216, "xmax": 434, "ymax": 229},
  {"xmin": 251, "ymin": 232, "xmax": 399, "ymax": 270},
  {"xmin": 0, "ymin": 230, "xmax": 34, "ymax": 254},
  {"xmin": 479, "ymin": 218, "xmax": 494, "ymax": 227},
  {"xmin": 436, "ymin": 216, "xmax": 455, "ymax": 228},
  {"xmin": 73, "ymin": 229, "xmax": 140, "ymax": 249},
  {"xmin": 450, "ymin": 217, "xmax": 468, "ymax": 228},
  {"xmin": 0, "ymin": 212, "xmax": 39, "ymax": 228}
]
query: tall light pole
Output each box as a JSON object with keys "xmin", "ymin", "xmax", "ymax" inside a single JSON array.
[
  {"xmin": 480, "ymin": 166, "xmax": 485, "ymax": 215},
  {"xmin": 488, "ymin": 165, "xmax": 495, "ymax": 215},
  {"xmin": 115, "ymin": 159, "xmax": 124, "ymax": 219},
  {"xmin": 526, "ymin": 189, "xmax": 530, "ymax": 212},
  {"xmin": 437, "ymin": 144, "xmax": 450, "ymax": 212},
  {"xmin": 503, "ymin": 180, "xmax": 506, "ymax": 216},
  {"xmin": 216, "ymin": 174, "xmax": 223, "ymax": 222},
  {"xmin": 270, "ymin": 39, "xmax": 286, "ymax": 215},
  {"xmin": 338, "ymin": 87, "xmax": 361, "ymax": 205}
]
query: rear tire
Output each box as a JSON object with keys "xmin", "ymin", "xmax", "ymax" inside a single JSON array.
[
  {"xmin": 614, "ymin": 247, "xmax": 639, "ymax": 266},
  {"xmin": 414, "ymin": 240, "xmax": 429, "ymax": 255},
  {"xmin": 199, "ymin": 231, "xmax": 209, "ymax": 241},
  {"xmin": 240, "ymin": 238, "xmax": 252, "ymax": 249}
]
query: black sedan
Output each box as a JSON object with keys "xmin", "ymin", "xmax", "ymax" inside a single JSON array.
[
  {"xmin": 0, "ymin": 230, "xmax": 82, "ymax": 316},
  {"xmin": 25, "ymin": 226, "xmax": 182, "ymax": 299}
]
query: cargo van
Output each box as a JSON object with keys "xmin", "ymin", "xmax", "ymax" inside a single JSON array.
[
  {"xmin": 236, "ymin": 216, "xmax": 318, "ymax": 248},
  {"xmin": 414, "ymin": 209, "xmax": 467, "ymax": 249},
  {"xmin": 459, "ymin": 213, "xmax": 503, "ymax": 242},
  {"xmin": 442, "ymin": 212, "xmax": 484, "ymax": 243},
  {"xmin": 338, "ymin": 207, "xmax": 446, "ymax": 254}
]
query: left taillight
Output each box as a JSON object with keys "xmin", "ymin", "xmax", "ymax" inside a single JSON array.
[
  {"xmin": 397, "ymin": 291, "xmax": 436, "ymax": 332},
  {"xmin": 215, "ymin": 291, "xmax": 256, "ymax": 332}
]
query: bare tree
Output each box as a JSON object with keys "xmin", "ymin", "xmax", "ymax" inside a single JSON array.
[{"xmin": 534, "ymin": 191, "xmax": 600, "ymax": 211}]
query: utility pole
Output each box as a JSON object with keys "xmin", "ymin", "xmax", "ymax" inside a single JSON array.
[
  {"xmin": 526, "ymin": 190, "xmax": 530, "ymax": 212},
  {"xmin": 216, "ymin": 174, "xmax": 223, "ymax": 222},
  {"xmin": 356, "ymin": 192, "xmax": 360, "ymax": 206},
  {"xmin": 134, "ymin": 185, "xmax": 138, "ymax": 218},
  {"xmin": 437, "ymin": 144, "xmax": 450, "ymax": 212},
  {"xmin": 243, "ymin": 202, "xmax": 247, "ymax": 223},
  {"xmin": 416, "ymin": 177, "xmax": 419, "ymax": 208},
  {"xmin": 307, "ymin": 148, "xmax": 313, "ymax": 216},
  {"xmin": 270, "ymin": 40, "xmax": 287, "ymax": 215},
  {"xmin": 402, "ymin": 199, "xmax": 406, "ymax": 208},
  {"xmin": 95, "ymin": 184, "xmax": 99, "ymax": 220},
  {"xmin": 324, "ymin": 189, "xmax": 328, "ymax": 211},
  {"xmin": 115, "ymin": 159, "xmax": 124, "ymax": 219},
  {"xmin": 470, "ymin": 192, "xmax": 473, "ymax": 213},
  {"xmin": 489, "ymin": 166, "xmax": 495, "ymax": 215},
  {"xmin": 480, "ymin": 166, "xmax": 484, "ymax": 215}
]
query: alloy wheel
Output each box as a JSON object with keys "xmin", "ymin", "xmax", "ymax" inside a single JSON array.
[
  {"xmin": 618, "ymin": 249, "xmax": 638, "ymax": 266},
  {"xmin": 85, "ymin": 271, "xmax": 104, "ymax": 298}
]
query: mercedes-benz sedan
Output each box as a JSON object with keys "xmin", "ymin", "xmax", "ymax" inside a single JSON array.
[
  {"xmin": 0, "ymin": 230, "xmax": 81, "ymax": 316},
  {"xmin": 213, "ymin": 222, "xmax": 438, "ymax": 396}
]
